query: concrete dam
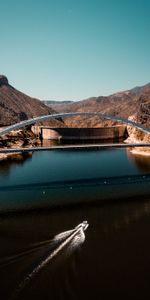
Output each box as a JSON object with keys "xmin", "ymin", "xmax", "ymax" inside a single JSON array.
[{"xmin": 32, "ymin": 125, "xmax": 127, "ymax": 141}]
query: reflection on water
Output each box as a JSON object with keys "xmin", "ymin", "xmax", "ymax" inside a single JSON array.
[
  {"xmin": 1, "ymin": 148, "xmax": 150, "ymax": 212},
  {"xmin": 41, "ymin": 139, "xmax": 60, "ymax": 147},
  {"xmin": 42, "ymin": 137, "xmax": 125, "ymax": 147},
  {"xmin": 127, "ymin": 148, "xmax": 150, "ymax": 172},
  {"xmin": 0, "ymin": 153, "xmax": 32, "ymax": 176}
]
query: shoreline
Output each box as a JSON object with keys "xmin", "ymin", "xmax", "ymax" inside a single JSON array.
[
  {"xmin": 1, "ymin": 133, "xmax": 150, "ymax": 160},
  {"xmin": 0, "ymin": 151, "xmax": 32, "ymax": 161},
  {"xmin": 125, "ymin": 137, "xmax": 150, "ymax": 156},
  {"xmin": 129, "ymin": 148, "xmax": 150, "ymax": 156}
]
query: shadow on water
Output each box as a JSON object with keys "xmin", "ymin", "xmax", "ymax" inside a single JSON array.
[{"xmin": 0, "ymin": 174, "xmax": 150, "ymax": 212}]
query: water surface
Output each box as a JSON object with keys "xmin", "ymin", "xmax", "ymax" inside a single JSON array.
[
  {"xmin": 1, "ymin": 147, "xmax": 150, "ymax": 299},
  {"xmin": 0, "ymin": 148, "xmax": 150, "ymax": 211}
]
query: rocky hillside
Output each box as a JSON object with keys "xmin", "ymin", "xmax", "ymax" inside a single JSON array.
[
  {"xmin": 49, "ymin": 83, "xmax": 150, "ymax": 129},
  {"xmin": 0, "ymin": 75, "xmax": 64, "ymax": 127},
  {"xmin": 127, "ymin": 91, "xmax": 150, "ymax": 143}
]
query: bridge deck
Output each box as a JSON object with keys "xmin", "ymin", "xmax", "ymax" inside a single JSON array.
[{"xmin": 0, "ymin": 143, "xmax": 150, "ymax": 153}]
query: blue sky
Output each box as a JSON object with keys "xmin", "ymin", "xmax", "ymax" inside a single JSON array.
[{"xmin": 0, "ymin": 0, "xmax": 150, "ymax": 100}]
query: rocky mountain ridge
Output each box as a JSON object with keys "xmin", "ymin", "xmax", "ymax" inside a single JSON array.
[
  {"xmin": 0, "ymin": 75, "xmax": 63, "ymax": 127},
  {"xmin": 47, "ymin": 82, "xmax": 150, "ymax": 144},
  {"xmin": 48, "ymin": 83, "xmax": 150, "ymax": 128}
]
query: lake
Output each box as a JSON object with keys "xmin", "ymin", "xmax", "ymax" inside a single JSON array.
[{"xmin": 0, "ymin": 147, "xmax": 150, "ymax": 299}]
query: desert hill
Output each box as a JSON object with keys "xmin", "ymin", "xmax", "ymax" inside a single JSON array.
[
  {"xmin": 48, "ymin": 83, "xmax": 150, "ymax": 129},
  {"xmin": 126, "ymin": 88, "xmax": 150, "ymax": 143},
  {"xmin": 0, "ymin": 75, "xmax": 63, "ymax": 127}
]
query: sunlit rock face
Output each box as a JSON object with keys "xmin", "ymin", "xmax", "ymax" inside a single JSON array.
[
  {"xmin": 137, "ymin": 95, "xmax": 150, "ymax": 126},
  {"xmin": 0, "ymin": 75, "xmax": 64, "ymax": 127},
  {"xmin": 127, "ymin": 94, "xmax": 150, "ymax": 144},
  {"xmin": 0, "ymin": 75, "xmax": 9, "ymax": 86}
]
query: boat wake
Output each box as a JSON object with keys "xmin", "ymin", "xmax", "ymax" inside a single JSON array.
[{"xmin": 11, "ymin": 221, "xmax": 89, "ymax": 299}]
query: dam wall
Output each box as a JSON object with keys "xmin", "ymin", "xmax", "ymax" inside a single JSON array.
[{"xmin": 32, "ymin": 126, "xmax": 127, "ymax": 141}]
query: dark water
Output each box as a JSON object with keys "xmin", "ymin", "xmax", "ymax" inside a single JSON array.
[
  {"xmin": 1, "ymin": 147, "xmax": 150, "ymax": 299},
  {"xmin": 1, "ymin": 148, "xmax": 150, "ymax": 211}
]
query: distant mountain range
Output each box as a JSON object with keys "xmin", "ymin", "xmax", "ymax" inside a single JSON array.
[
  {"xmin": 128, "ymin": 82, "xmax": 150, "ymax": 96},
  {"xmin": 43, "ymin": 100, "xmax": 73, "ymax": 105},
  {"xmin": 47, "ymin": 82, "xmax": 150, "ymax": 128}
]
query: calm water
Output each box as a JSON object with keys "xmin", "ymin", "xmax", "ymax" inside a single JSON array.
[{"xmin": 1, "ymin": 147, "xmax": 150, "ymax": 299}]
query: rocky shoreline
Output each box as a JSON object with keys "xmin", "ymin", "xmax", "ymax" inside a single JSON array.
[
  {"xmin": 126, "ymin": 115, "xmax": 150, "ymax": 156},
  {"xmin": 0, "ymin": 152, "xmax": 32, "ymax": 161},
  {"xmin": 0, "ymin": 128, "xmax": 41, "ymax": 161},
  {"xmin": 129, "ymin": 148, "xmax": 150, "ymax": 156},
  {"xmin": 1, "ymin": 125, "xmax": 150, "ymax": 161}
]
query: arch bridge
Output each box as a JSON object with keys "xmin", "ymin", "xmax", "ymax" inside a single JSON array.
[{"xmin": 0, "ymin": 112, "xmax": 150, "ymax": 136}]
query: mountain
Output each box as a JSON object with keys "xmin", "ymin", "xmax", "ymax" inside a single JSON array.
[
  {"xmin": 43, "ymin": 100, "xmax": 73, "ymax": 105},
  {"xmin": 128, "ymin": 82, "xmax": 150, "ymax": 96},
  {"xmin": 1, "ymin": 75, "xmax": 150, "ymax": 143},
  {"xmin": 0, "ymin": 75, "xmax": 64, "ymax": 127},
  {"xmin": 126, "ymin": 86, "xmax": 150, "ymax": 143},
  {"xmin": 48, "ymin": 82, "xmax": 150, "ymax": 128}
]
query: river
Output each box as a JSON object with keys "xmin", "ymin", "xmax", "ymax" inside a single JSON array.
[{"xmin": 0, "ymin": 147, "xmax": 150, "ymax": 299}]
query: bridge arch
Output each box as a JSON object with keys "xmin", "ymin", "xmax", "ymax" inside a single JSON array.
[{"xmin": 0, "ymin": 112, "xmax": 150, "ymax": 136}]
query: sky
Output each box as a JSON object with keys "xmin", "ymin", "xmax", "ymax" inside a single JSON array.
[{"xmin": 0, "ymin": 0, "xmax": 150, "ymax": 101}]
